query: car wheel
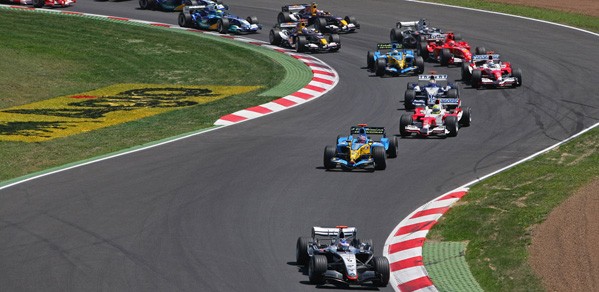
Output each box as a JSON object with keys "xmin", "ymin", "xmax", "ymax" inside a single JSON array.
[
  {"xmin": 367, "ymin": 51, "xmax": 375, "ymax": 71},
  {"xmin": 404, "ymin": 90, "xmax": 416, "ymax": 110},
  {"xmin": 399, "ymin": 114, "xmax": 412, "ymax": 137},
  {"xmin": 418, "ymin": 41, "xmax": 429, "ymax": 59},
  {"xmin": 375, "ymin": 58, "xmax": 386, "ymax": 77},
  {"xmin": 32, "ymin": 0, "xmax": 44, "ymax": 8},
  {"xmin": 460, "ymin": 106, "xmax": 472, "ymax": 127},
  {"xmin": 178, "ymin": 13, "xmax": 191, "ymax": 28},
  {"xmin": 217, "ymin": 18, "xmax": 229, "ymax": 34},
  {"xmin": 513, "ymin": 68, "xmax": 523, "ymax": 87},
  {"xmin": 315, "ymin": 17, "xmax": 328, "ymax": 32},
  {"xmin": 246, "ymin": 16, "xmax": 258, "ymax": 25},
  {"xmin": 295, "ymin": 35, "xmax": 307, "ymax": 53},
  {"xmin": 372, "ymin": 256, "xmax": 390, "ymax": 287},
  {"xmin": 269, "ymin": 29, "xmax": 281, "ymax": 45},
  {"xmin": 446, "ymin": 116, "xmax": 458, "ymax": 137},
  {"xmin": 308, "ymin": 255, "xmax": 327, "ymax": 284},
  {"xmin": 323, "ymin": 145, "xmax": 337, "ymax": 170},
  {"xmin": 372, "ymin": 147, "xmax": 386, "ymax": 170},
  {"xmin": 277, "ymin": 12, "xmax": 291, "ymax": 23},
  {"xmin": 296, "ymin": 237, "xmax": 311, "ymax": 265},
  {"xmin": 390, "ymin": 28, "xmax": 403, "ymax": 43},
  {"xmin": 138, "ymin": 0, "xmax": 153, "ymax": 10},
  {"xmin": 440, "ymin": 48, "xmax": 451, "ymax": 66},
  {"xmin": 387, "ymin": 136, "xmax": 398, "ymax": 158},
  {"xmin": 329, "ymin": 34, "xmax": 340, "ymax": 44},
  {"xmin": 472, "ymin": 70, "xmax": 482, "ymax": 89},
  {"xmin": 475, "ymin": 46, "xmax": 487, "ymax": 55},
  {"xmin": 415, "ymin": 56, "xmax": 425, "ymax": 74},
  {"xmin": 447, "ymin": 89, "xmax": 458, "ymax": 99},
  {"xmin": 461, "ymin": 62, "xmax": 472, "ymax": 81}
]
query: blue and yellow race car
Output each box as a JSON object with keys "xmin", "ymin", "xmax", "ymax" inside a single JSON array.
[
  {"xmin": 323, "ymin": 124, "xmax": 398, "ymax": 171},
  {"xmin": 367, "ymin": 43, "xmax": 424, "ymax": 77},
  {"xmin": 178, "ymin": 3, "xmax": 261, "ymax": 34}
]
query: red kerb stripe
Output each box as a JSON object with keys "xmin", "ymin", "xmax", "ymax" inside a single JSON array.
[
  {"xmin": 438, "ymin": 190, "xmax": 468, "ymax": 201},
  {"xmin": 246, "ymin": 106, "xmax": 272, "ymax": 114},
  {"xmin": 304, "ymin": 84, "xmax": 325, "ymax": 92},
  {"xmin": 388, "ymin": 238, "xmax": 425, "ymax": 254},
  {"xmin": 219, "ymin": 114, "xmax": 247, "ymax": 123},
  {"xmin": 398, "ymin": 276, "xmax": 434, "ymax": 292},
  {"xmin": 389, "ymin": 256, "xmax": 423, "ymax": 272},
  {"xmin": 312, "ymin": 69, "xmax": 335, "ymax": 77},
  {"xmin": 394, "ymin": 221, "xmax": 436, "ymax": 236},
  {"xmin": 411, "ymin": 207, "xmax": 450, "ymax": 218},
  {"xmin": 150, "ymin": 23, "xmax": 171, "ymax": 27},
  {"xmin": 291, "ymin": 92, "xmax": 314, "ymax": 100},
  {"xmin": 312, "ymin": 77, "xmax": 334, "ymax": 85},
  {"xmin": 273, "ymin": 98, "xmax": 296, "ymax": 107},
  {"xmin": 108, "ymin": 16, "xmax": 129, "ymax": 21}
]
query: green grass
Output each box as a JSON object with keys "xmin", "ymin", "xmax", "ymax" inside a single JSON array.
[
  {"xmin": 427, "ymin": 127, "xmax": 599, "ymax": 291},
  {"xmin": 0, "ymin": 9, "xmax": 311, "ymax": 181},
  {"xmin": 421, "ymin": 0, "xmax": 599, "ymax": 32}
]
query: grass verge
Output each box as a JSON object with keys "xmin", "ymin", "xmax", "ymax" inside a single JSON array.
[
  {"xmin": 420, "ymin": 0, "xmax": 599, "ymax": 32},
  {"xmin": 0, "ymin": 9, "xmax": 311, "ymax": 181},
  {"xmin": 426, "ymin": 127, "xmax": 599, "ymax": 291}
]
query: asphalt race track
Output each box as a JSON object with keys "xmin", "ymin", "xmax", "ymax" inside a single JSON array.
[{"xmin": 1, "ymin": 0, "xmax": 598, "ymax": 291}]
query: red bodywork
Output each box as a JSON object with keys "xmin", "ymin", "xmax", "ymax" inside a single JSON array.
[{"xmin": 421, "ymin": 32, "xmax": 472, "ymax": 66}]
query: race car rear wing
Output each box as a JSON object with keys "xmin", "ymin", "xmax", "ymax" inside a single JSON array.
[
  {"xmin": 395, "ymin": 21, "xmax": 419, "ymax": 28},
  {"xmin": 350, "ymin": 126, "xmax": 385, "ymax": 135},
  {"xmin": 278, "ymin": 22, "xmax": 299, "ymax": 28},
  {"xmin": 312, "ymin": 226, "xmax": 357, "ymax": 238},
  {"xmin": 418, "ymin": 74, "xmax": 448, "ymax": 81},
  {"xmin": 183, "ymin": 5, "xmax": 206, "ymax": 13},
  {"xmin": 472, "ymin": 54, "xmax": 500, "ymax": 62},
  {"xmin": 282, "ymin": 4, "xmax": 308, "ymax": 13},
  {"xmin": 438, "ymin": 98, "xmax": 460, "ymax": 106}
]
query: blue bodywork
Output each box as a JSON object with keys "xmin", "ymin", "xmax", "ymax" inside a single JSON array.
[
  {"xmin": 369, "ymin": 43, "xmax": 424, "ymax": 76},
  {"xmin": 185, "ymin": 3, "xmax": 261, "ymax": 34},
  {"xmin": 405, "ymin": 74, "xmax": 460, "ymax": 109}
]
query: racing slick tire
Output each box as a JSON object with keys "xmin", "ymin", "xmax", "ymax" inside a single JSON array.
[
  {"xmin": 440, "ymin": 49, "xmax": 452, "ymax": 66},
  {"xmin": 375, "ymin": 58, "xmax": 387, "ymax": 77},
  {"xmin": 344, "ymin": 16, "xmax": 357, "ymax": 25},
  {"xmin": 269, "ymin": 29, "xmax": 282, "ymax": 46},
  {"xmin": 399, "ymin": 114, "xmax": 413, "ymax": 137},
  {"xmin": 372, "ymin": 147, "xmax": 386, "ymax": 170},
  {"xmin": 404, "ymin": 90, "xmax": 416, "ymax": 110},
  {"xmin": 372, "ymin": 256, "xmax": 390, "ymax": 287},
  {"xmin": 309, "ymin": 255, "xmax": 328, "ymax": 284},
  {"xmin": 475, "ymin": 46, "xmax": 487, "ymax": 55},
  {"xmin": 460, "ymin": 106, "xmax": 472, "ymax": 127},
  {"xmin": 323, "ymin": 145, "xmax": 337, "ymax": 170},
  {"xmin": 387, "ymin": 136, "xmax": 398, "ymax": 158},
  {"xmin": 295, "ymin": 35, "xmax": 307, "ymax": 53},
  {"xmin": 415, "ymin": 56, "xmax": 425, "ymax": 74},
  {"xmin": 246, "ymin": 16, "xmax": 259, "ymax": 25},
  {"xmin": 314, "ymin": 17, "xmax": 328, "ymax": 33},
  {"xmin": 367, "ymin": 51, "xmax": 375, "ymax": 71},
  {"xmin": 447, "ymin": 89, "xmax": 458, "ymax": 99},
  {"xmin": 461, "ymin": 62, "xmax": 472, "ymax": 81},
  {"xmin": 471, "ymin": 70, "xmax": 482, "ymax": 89},
  {"xmin": 296, "ymin": 237, "xmax": 311, "ymax": 265},
  {"xmin": 139, "ymin": 0, "xmax": 154, "ymax": 10},
  {"xmin": 217, "ymin": 18, "xmax": 230, "ymax": 34},
  {"xmin": 418, "ymin": 41, "xmax": 429, "ymax": 59},
  {"xmin": 390, "ymin": 28, "xmax": 403, "ymax": 43},
  {"xmin": 446, "ymin": 116, "xmax": 459, "ymax": 137},
  {"xmin": 178, "ymin": 13, "xmax": 192, "ymax": 28},
  {"xmin": 329, "ymin": 34, "xmax": 341, "ymax": 51},
  {"xmin": 407, "ymin": 82, "xmax": 416, "ymax": 90},
  {"xmin": 32, "ymin": 0, "xmax": 44, "ymax": 8},
  {"xmin": 277, "ymin": 12, "xmax": 292, "ymax": 23},
  {"xmin": 513, "ymin": 68, "xmax": 523, "ymax": 87}
]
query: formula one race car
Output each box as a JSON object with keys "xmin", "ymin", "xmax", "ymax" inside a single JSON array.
[
  {"xmin": 277, "ymin": 3, "xmax": 359, "ymax": 33},
  {"xmin": 296, "ymin": 226, "xmax": 390, "ymax": 287},
  {"xmin": 390, "ymin": 19, "xmax": 445, "ymax": 49},
  {"xmin": 178, "ymin": 3, "xmax": 261, "ymax": 34},
  {"xmin": 404, "ymin": 74, "xmax": 460, "ymax": 110},
  {"xmin": 269, "ymin": 22, "xmax": 340, "ymax": 53},
  {"xmin": 8, "ymin": 0, "xmax": 75, "ymax": 8},
  {"xmin": 366, "ymin": 43, "xmax": 424, "ymax": 77},
  {"xmin": 418, "ymin": 32, "xmax": 486, "ymax": 66},
  {"xmin": 139, "ymin": 0, "xmax": 217, "ymax": 11},
  {"xmin": 399, "ymin": 102, "xmax": 471, "ymax": 137},
  {"xmin": 324, "ymin": 124, "xmax": 397, "ymax": 171},
  {"xmin": 462, "ymin": 54, "xmax": 522, "ymax": 88}
]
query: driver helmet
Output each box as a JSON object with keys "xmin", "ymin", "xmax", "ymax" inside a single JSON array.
[
  {"xmin": 357, "ymin": 134, "xmax": 367, "ymax": 143},
  {"xmin": 432, "ymin": 104, "xmax": 441, "ymax": 114},
  {"xmin": 447, "ymin": 40, "xmax": 455, "ymax": 46},
  {"xmin": 310, "ymin": 2, "xmax": 318, "ymax": 14},
  {"xmin": 391, "ymin": 49, "xmax": 399, "ymax": 55},
  {"xmin": 429, "ymin": 76, "xmax": 437, "ymax": 85},
  {"xmin": 338, "ymin": 238, "xmax": 350, "ymax": 251}
]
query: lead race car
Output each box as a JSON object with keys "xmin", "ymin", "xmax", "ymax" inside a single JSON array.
[
  {"xmin": 323, "ymin": 124, "xmax": 397, "ymax": 171},
  {"xmin": 367, "ymin": 43, "xmax": 424, "ymax": 77},
  {"xmin": 390, "ymin": 18, "xmax": 445, "ymax": 49},
  {"xmin": 296, "ymin": 226, "xmax": 390, "ymax": 287},
  {"xmin": 277, "ymin": 3, "xmax": 359, "ymax": 33},
  {"xmin": 178, "ymin": 3, "xmax": 261, "ymax": 34},
  {"xmin": 404, "ymin": 74, "xmax": 460, "ymax": 110},
  {"xmin": 462, "ymin": 54, "xmax": 523, "ymax": 88},
  {"xmin": 399, "ymin": 101, "xmax": 471, "ymax": 137},
  {"xmin": 269, "ymin": 21, "xmax": 340, "ymax": 53}
]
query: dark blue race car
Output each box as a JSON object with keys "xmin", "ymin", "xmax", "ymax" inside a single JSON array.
[
  {"xmin": 178, "ymin": 3, "xmax": 261, "ymax": 34},
  {"xmin": 404, "ymin": 74, "xmax": 460, "ymax": 110}
]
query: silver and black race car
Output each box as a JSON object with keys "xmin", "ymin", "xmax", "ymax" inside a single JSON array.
[
  {"xmin": 296, "ymin": 226, "xmax": 390, "ymax": 287},
  {"xmin": 269, "ymin": 22, "xmax": 340, "ymax": 53},
  {"xmin": 390, "ymin": 18, "xmax": 446, "ymax": 49}
]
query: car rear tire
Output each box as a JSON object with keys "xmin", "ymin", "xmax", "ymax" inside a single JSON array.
[
  {"xmin": 475, "ymin": 46, "xmax": 487, "ymax": 55},
  {"xmin": 315, "ymin": 17, "xmax": 328, "ymax": 32},
  {"xmin": 513, "ymin": 68, "xmax": 523, "ymax": 87},
  {"xmin": 178, "ymin": 12, "xmax": 191, "ymax": 28},
  {"xmin": 372, "ymin": 147, "xmax": 386, "ymax": 170},
  {"xmin": 440, "ymin": 48, "xmax": 451, "ymax": 66},
  {"xmin": 277, "ymin": 11, "xmax": 291, "ymax": 23},
  {"xmin": 472, "ymin": 70, "xmax": 482, "ymax": 89},
  {"xmin": 404, "ymin": 90, "xmax": 416, "ymax": 110},
  {"xmin": 309, "ymin": 255, "xmax": 328, "ymax": 284},
  {"xmin": 390, "ymin": 28, "xmax": 403, "ymax": 43},
  {"xmin": 269, "ymin": 29, "xmax": 281, "ymax": 45},
  {"xmin": 461, "ymin": 62, "xmax": 471, "ymax": 81},
  {"xmin": 375, "ymin": 58, "xmax": 386, "ymax": 77},
  {"xmin": 399, "ymin": 114, "xmax": 412, "ymax": 137},
  {"xmin": 138, "ymin": 0, "xmax": 153, "ymax": 10},
  {"xmin": 372, "ymin": 256, "xmax": 390, "ymax": 287},
  {"xmin": 217, "ymin": 18, "xmax": 229, "ymax": 34},
  {"xmin": 460, "ymin": 106, "xmax": 472, "ymax": 127},
  {"xmin": 387, "ymin": 136, "xmax": 398, "ymax": 158},
  {"xmin": 32, "ymin": 0, "xmax": 44, "ymax": 8},
  {"xmin": 415, "ymin": 56, "xmax": 425, "ymax": 74},
  {"xmin": 295, "ymin": 35, "xmax": 307, "ymax": 53},
  {"xmin": 329, "ymin": 34, "xmax": 340, "ymax": 44},
  {"xmin": 447, "ymin": 89, "xmax": 458, "ymax": 99},
  {"xmin": 367, "ymin": 51, "xmax": 375, "ymax": 71},
  {"xmin": 246, "ymin": 16, "xmax": 259, "ymax": 25},
  {"xmin": 446, "ymin": 116, "xmax": 458, "ymax": 137},
  {"xmin": 296, "ymin": 237, "xmax": 311, "ymax": 265},
  {"xmin": 323, "ymin": 145, "xmax": 337, "ymax": 170},
  {"xmin": 418, "ymin": 41, "xmax": 429, "ymax": 59}
]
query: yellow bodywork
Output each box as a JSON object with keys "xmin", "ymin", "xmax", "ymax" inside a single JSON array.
[
  {"xmin": 389, "ymin": 56, "xmax": 406, "ymax": 69},
  {"xmin": 348, "ymin": 142, "xmax": 372, "ymax": 163},
  {"xmin": 320, "ymin": 38, "xmax": 328, "ymax": 45},
  {"xmin": 340, "ymin": 19, "xmax": 348, "ymax": 26}
]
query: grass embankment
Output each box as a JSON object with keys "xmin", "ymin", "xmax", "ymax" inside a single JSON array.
[
  {"xmin": 422, "ymin": 0, "xmax": 599, "ymax": 32},
  {"xmin": 0, "ymin": 9, "xmax": 310, "ymax": 182},
  {"xmin": 427, "ymin": 127, "xmax": 599, "ymax": 291}
]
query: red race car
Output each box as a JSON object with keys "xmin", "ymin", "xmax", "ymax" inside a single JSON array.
[
  {"xmin": 399, "ymin": 102, "xmax": 471, "ymax": 137},
  {"xmin": 417, "ymin": 32, "xmax": 486, "ymax": 66},
  {"xmin": 8, "ymin": 0, "xmax": 75, "ymax": 8},
  {"xmin": 462, "ymin": 54, "xmax": 522, "ymax": 88}
]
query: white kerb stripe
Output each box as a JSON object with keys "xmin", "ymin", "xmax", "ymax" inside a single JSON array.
[
  {"xmin": 413, "ymin": 286, "xmax": 440, "ymax": 292},
  {"xmin": 387, "ymin": 230, "xmax": 429, "ymax": 245},
  {"xmin": 283, "ymin": 96, "xmax": 311, "ymax": 104},
  {"xmin": 296, "ymin": 88, "xmax": 324, "ymax": 96},
  {"xmin": 229, "ymin": 109, "xmax": 264, "ymax": 119},
  {"xmin": 259, "ymin": 102, "xmax": 288, "ymax": 112},
  {"xmin": 392, "ymin": 266, "xmax": 429, "ymax": 283},
  {"xmin": 402, "ymin": 214, "xmax": 443, "ymax": 226},
  {"xmin": 421, "ymin": 197, "xmax": 460, "ymax": 209},
  {"xmin": 388, "ymin": 246, "xmax": 422, "ymax": 262}
]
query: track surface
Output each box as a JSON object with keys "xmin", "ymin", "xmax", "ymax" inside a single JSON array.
[{"xmin": 1, "ymin": 0, "xmax": 598, "ymax": 291}]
